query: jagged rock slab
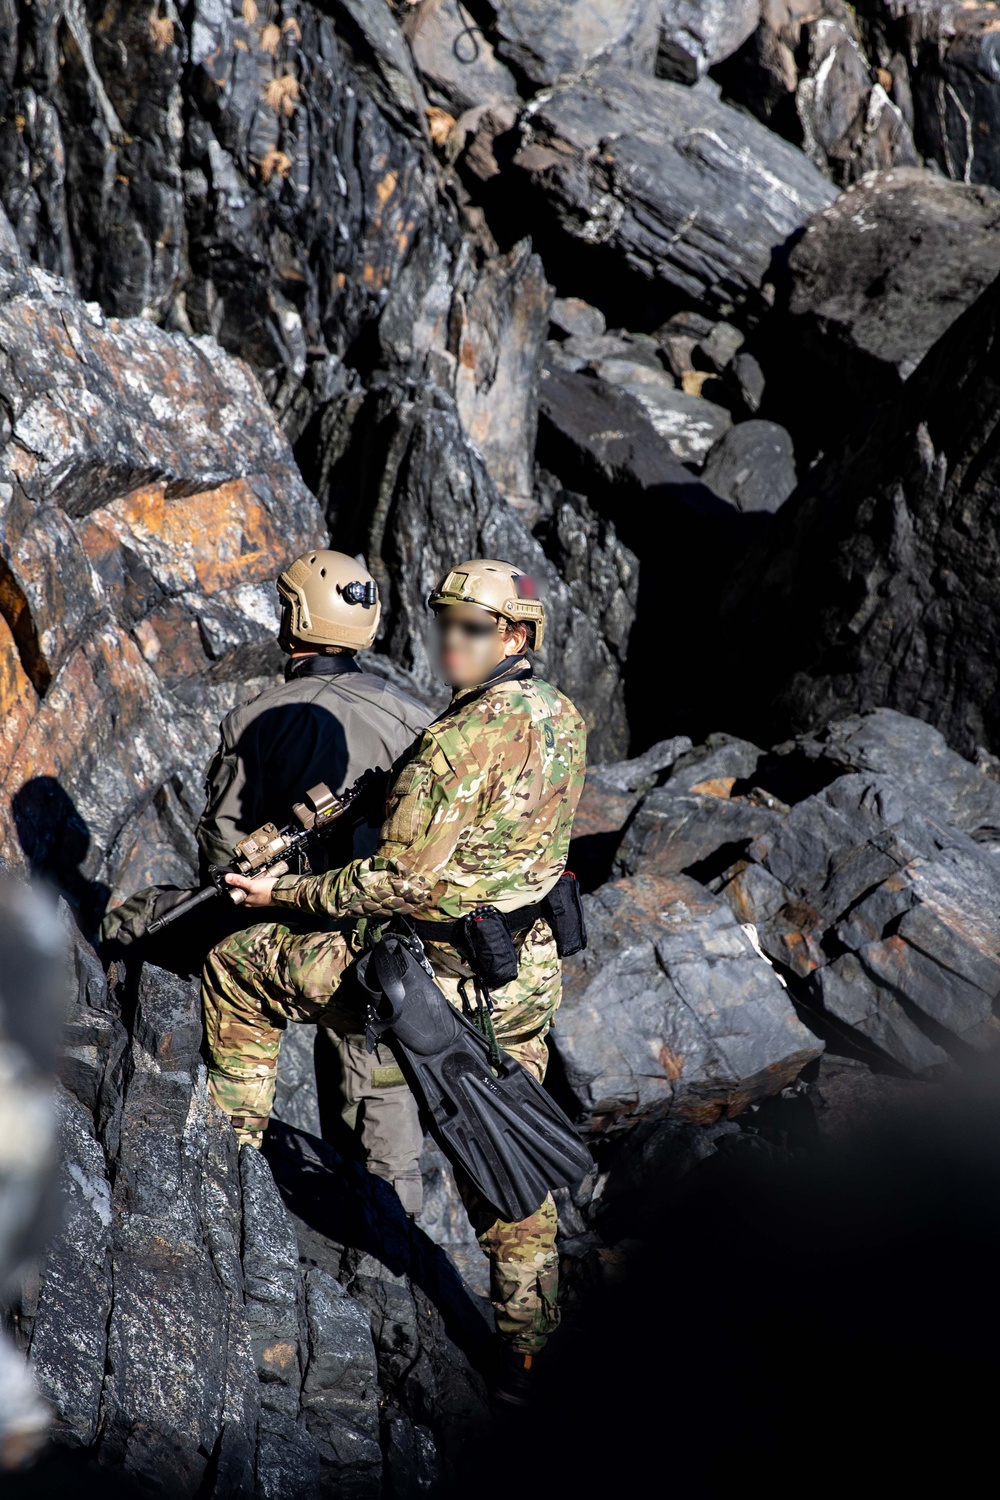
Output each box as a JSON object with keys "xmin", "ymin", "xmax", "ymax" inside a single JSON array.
[
  {"xmin": 771, "ymin": 708, "xmax": 1000, "ymax": 842},
  {"xmin": 485, "ymin": 0, "xmax": 657, "ymax": 89},
  {"xmin": 17, "ymin": 947, "xmax": 493, "ymax": 1495},
  {"xmin": 794, "ymin": 18, "xmax": 917, "ymax": 185},
  {"xmin": 537, "ymin": 359, "xmax": 731, "ymax": 510},
  {"xmin": 568, "ymin": 735, "xmax": 691, "ymax": 888},
  {"xmin": 656, "ymin": 0, "xmax": 760, "ymax": 83},
  {"xmin": 870, "ymin": 3, "xmax": 1000, "ymax": 191},
  {"xmin": 721, "ymin": 261, "xmax": 1000, "ymax": 757},
  {"xmin": 0, "ymin": 881, "xmax": 72, "ymax": 1466},
  {"xmin": 0, "ymin": 266, "xmax": 324, "ymax": 923},
  {"xmin": 553, "ymin": 872, "xmax": 822, "ymax": 1131},
  {"xmin": 618, "ymin": 786, "xmax": 786, "ymax": 884},
  {"xmin": 774, "ymin": 168, "xmax": 1000, "ymax": 447},
  {"xmin": 0, "ymin": 0, "xmax": 438, "ymax": 406},
  {"xmin": 720, "ymin": 774, "xmax": 1000, "ymax": 1072},
  {"xmin": 511, "ymin": 65, "xmax": 836, "ymax": 317}
]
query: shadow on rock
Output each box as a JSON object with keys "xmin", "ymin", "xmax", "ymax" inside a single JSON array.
[
  {"xmin": 11, "ymin": 778, "xmax": 110, "ymax": 940},
  {"xmin": 264, "ymin": 1119, "xmax": 494, "ymax": 1375},
  {"xmin": 497, "ymin": 1059, "xmax": 1000, "ymax": 1496}
]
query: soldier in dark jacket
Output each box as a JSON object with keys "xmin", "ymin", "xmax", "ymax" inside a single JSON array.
[{"xmin": 103, "ymin": 549, "xmax": 429, "ymax": 1212}]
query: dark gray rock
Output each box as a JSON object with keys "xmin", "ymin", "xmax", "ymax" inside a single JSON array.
[
  {"xmin": 807, "ymin": 1054, "xmax": 932, "ymax": 1143},
  {"xmin": 485, "ymin": 0, "xmax": 657, "ymax": 89},
  {"xmin": 511, "ymin": 65, "xmax": 836, "ymax": 319},
  {"xmin": 720, "ymin": 774, "xmax": 1000, "ymax": 1072},
  {"xmin": 591, "ymin": 358, "xmax": 731, "ymax": 467},
  {"xmin": 722, "ymin": 258, "xmax": 1000, "ymax": 758},
  {"xmin": 0, "ymin": 0, "xmax": 438, "ymax": 407},
  {"xmin": 618, "ymin": 775, "xmax": 785, "ymax": 884},
  {"xmin": 0, "ymin": 880, "xmax": 65, "ymax": 1464},
  {"xmin": 537, "ymin": 358, "xmax": 730, "ymax": 508},
  {"xmin": 774, "ymin": 168, "xmax": 1000, "ymax": 453},
  {"xmin": 733, "ymin": 350, "xmax": 765, "ymax": 412},
  {"xmin": 533, "ymin": 480, "xmax": 638, "ymax": 673},
  {"xmin": 775, "ymin": 708, "xmax": 1000, "ymax": 842},
  {"xmin": 795, "ymin": 19, "xmax": 917, "ymax": 185},
  {"xmin": 553, "ymin": 872, "xmax": 822, "ymax": 1132},
  {"xmin": 701, "ymin": 420, "xmax": 797, "ymax": 513},
  {"xmin": 273, "ymin": 1023, "xmax": 324, "ymax": 1139},
  {"xmin": 405, "ymin": 0, "xmax": 520, "ymax": 114},
  {"xmin": 300, "ymin": 1267, "xmax": 381, "ymax": 1496},
  {"xmin": 592, "ymin": 736, "xmax": 694, "ymax": 793},
  {"xmin": 18, "ymin": 1085, "xmax": 111, "ymax": 1450},
  {"xmin": 868, "ymin": 3, "xmax": 1000, "ymax": 192},
  {"xmin": 549, "ymin": 296, "xmax": 606, "ymax": 341},
  {"xmin": 665, "ymin": 733, "xmax": 765, "ymax": 793},
  {"xmin": 656, "ymin": 0, "xmax": 760, "ymax": 83}
]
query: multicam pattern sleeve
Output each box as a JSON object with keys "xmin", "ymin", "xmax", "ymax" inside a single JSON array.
[{"xmin": 269, "ymin": 675, "xmax": 587, "ymax": 922}]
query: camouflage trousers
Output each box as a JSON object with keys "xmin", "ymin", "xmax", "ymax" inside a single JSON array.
[{"xmin": 202, "ymin": 917, "xmax": 563, "ymax": 1354}]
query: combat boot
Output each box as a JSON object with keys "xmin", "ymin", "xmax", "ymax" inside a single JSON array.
[{"xmin": 491, "ymin": 1345, "xmax": 535, "ymax": 1410}]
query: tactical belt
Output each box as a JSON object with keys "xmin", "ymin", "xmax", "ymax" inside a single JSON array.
[{"xmin": 407, "ymin": 899, "xmax": 548, "ymax": 948}]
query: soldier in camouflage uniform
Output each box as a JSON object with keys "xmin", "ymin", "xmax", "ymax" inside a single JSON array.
[{"xmin": 202, "ymin": 558, "xmax": 587, "ymax": 1404}]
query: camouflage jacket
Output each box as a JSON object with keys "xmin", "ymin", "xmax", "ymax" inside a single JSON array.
[{"xmin": 269, "ymin": 657, "xmax": 587, "ymax": 922}]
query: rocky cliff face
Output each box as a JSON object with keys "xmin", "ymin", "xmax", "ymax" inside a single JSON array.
[{"xmin": 6, "ymin": 0, "xmax": 1000, "ymax": 1491}]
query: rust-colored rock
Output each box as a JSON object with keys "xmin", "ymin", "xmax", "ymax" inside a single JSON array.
[{"xmin": 0, "ymin": 264, "xmax": 325, "ymax": 926}]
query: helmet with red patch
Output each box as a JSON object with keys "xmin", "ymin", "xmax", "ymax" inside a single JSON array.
[{"xmin": 427, "ymin": 558, "xmax": 546, "ymax": 650}]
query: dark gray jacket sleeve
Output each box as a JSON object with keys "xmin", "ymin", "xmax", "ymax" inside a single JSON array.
[{"xmin": 196, "ymin": 712, "xmax": 250, "ymax": 873}]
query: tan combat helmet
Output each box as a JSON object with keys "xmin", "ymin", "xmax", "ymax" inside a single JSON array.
[
  {"xmin": 428, "ymin": 558, "xmax": 545, "ymax": 649},
  {"xmin": 277, "ymin": 549, "xmax": 381, "ymax": 651}
]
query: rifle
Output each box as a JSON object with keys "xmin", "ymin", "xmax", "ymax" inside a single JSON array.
[{"xmin": 146, "ymin": 777, "xmax": 371, "ymax": 935}]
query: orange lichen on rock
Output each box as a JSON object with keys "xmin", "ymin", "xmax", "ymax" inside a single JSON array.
[
  {"xmin": 93, "ymin": 478, "xmax": 288, "ymax": 596},
  {"xmin": 0, "ymin": 614, "xmax": 37, "ymax": 762}
]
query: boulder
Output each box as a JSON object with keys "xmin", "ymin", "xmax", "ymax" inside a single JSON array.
[
  {"xmin": 537, "ymin": 358, "xmax": 731, "ymax": 509},
  {"xmin": 510, "ymin": 66, "xmax": 836, "ymax": 321},
  {"xmin": 720, "ymin": 774, "xmax": 1000, "ymax": 1073},
  {"xmin": 714, "ymin": 4, "xmax": 917, "ymax": 183},
  {"xmin": 773, "ymin": 169, "xmax": 1000, "ymax": 451},
  {"xmin": 404, "ymin": 0, "xmax": 520, "ymax": 113},
  {"xmin": 655, "ymin": 0, "xmax": 761, "ymax": 83},
  {"xmin": 484, "ymin": 0, "xmax": 657, "ymax": 90},
  {"xmin": 568, "ymin": 735, "xmax": 692, "ymax": 889},
  {"xmin": 617, "ymin": 736, "xmax": 786, "ymax": 884},
  {"xmin": 549, "ymin": 296, "xmax": 606, "ymax": 341},
  {"xmin": 590, "ymin": 358, "xmax": 731, "ymax": 467},
  {"xmin": 721, "ymin": 257, "xmax": 1000, "ymax": 758},
  {"xmin": 552, "ymin": 872, "xmax": 822, "ymax": 1131},
  {"xmin": 701, "ymin": 420, "xmax": 797, "ymax": 513},
  {"xmin": 0, "ymin": 880, "xmax": 65, "ymax": 1467}
]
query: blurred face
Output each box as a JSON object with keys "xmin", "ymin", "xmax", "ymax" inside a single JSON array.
[{"xmin": 434, "ymin": 604, "xmax": 527, "ymax": 689}]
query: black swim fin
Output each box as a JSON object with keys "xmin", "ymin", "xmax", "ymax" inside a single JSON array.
[{"xmin": 355, "ymin": 932, "xmax": 592, "ymax": 1222}]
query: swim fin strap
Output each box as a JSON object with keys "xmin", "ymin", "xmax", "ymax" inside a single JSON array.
[{"xmin": 355, "ymin": 932, "xmax": 592, "ymax": 1223}]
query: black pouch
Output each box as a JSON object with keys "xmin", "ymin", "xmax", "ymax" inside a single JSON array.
[
  {"xmin": 461, "ymin": 905, "xmax": 520, "ymax": 989},
  {"xmin": 543, "ymin": 871, "xmax": 588, "ymax": 957}
]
